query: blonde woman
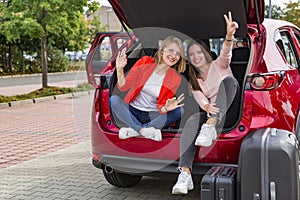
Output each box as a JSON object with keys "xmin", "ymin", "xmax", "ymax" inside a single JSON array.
[{"xmin": 110, "ymin": 36, "xmax": 186, "ymax": 141}]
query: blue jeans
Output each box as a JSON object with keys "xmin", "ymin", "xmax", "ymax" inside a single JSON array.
[{"xmin": 109, "ymin": 95, "xmax": 184, "ymax": 132}]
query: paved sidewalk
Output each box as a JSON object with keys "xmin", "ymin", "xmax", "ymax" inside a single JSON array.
[
  {"xmin": 0, "ymin": 93, "xmax": 200, "ymax": 199},
  {"xmin": 0, "ymin": 94, "xmax": 86, "ymax": 168},
  {"xmin": 0, "ymin": 143, "xmax": 200, "ymax": 200}
]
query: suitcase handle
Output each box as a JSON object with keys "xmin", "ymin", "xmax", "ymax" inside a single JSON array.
[
  {"xmin": 270, "ymin": 182, "xmax": 276, "ymax": 200},
  {"xmin": 253, "ymin": 193, "xmax": 260, "ymax": 200}
]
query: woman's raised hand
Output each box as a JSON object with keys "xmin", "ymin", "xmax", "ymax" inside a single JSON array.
[
  {"xmin": 116, "ymin": 48, "xmax": 127, "ymax": 70},
  {"xmin": 224, "ymin": 11, "xmax": 239, "ymax": 38}
]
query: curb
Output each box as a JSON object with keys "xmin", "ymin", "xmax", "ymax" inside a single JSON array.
[{"xmin": 0, "ymin": 90, "xmax": 94, "ymax": 109}]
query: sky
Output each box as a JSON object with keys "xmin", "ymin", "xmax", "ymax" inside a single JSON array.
[
  {"xmin": 268, "ymin": 0, "xmax": 297, "ymax": 7},
  {"xmin": 97, "ymin": 0, "xmax": 110, "ymax": 7}
]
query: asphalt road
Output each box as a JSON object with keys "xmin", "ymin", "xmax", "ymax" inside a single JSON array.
[
  {"xmin": 0, "ymin": 71, "xmax": 88, "ymax": 96},
  {"xmin": 0, "ymin": 71, "xmax": 87, "ymax": 87}
]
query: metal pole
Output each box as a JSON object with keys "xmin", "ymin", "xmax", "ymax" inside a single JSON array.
[{"xmin": 268, "ymin": 0, "xmax": 272, "ymax": 18}]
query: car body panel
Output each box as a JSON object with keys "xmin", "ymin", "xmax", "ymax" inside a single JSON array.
[{"xmin": 263, "ymin": 19, "xmax": 299, "ymax": 71}]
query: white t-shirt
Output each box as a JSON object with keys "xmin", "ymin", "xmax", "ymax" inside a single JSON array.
[{"xmin": 130, "ymin": 72, "xmax": 165, "ymax": 111}]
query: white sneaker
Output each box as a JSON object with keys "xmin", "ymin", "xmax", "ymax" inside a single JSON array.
[
  {"xmin": 172, "ymin": 168, "xmax": 194, "ymax": 194},
  {"xmin": 195, "ymin": 124, "xmax": 217, "ymax": 147},
  {"xmin": 119, "ymin": 127, "xmax": 140, "ymax": 139},
  {"xmin": 140, "ymin": 127, "xmax": 162, "ymax": 141}
]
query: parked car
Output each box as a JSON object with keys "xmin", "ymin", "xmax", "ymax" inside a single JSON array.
[
  {"xmin": 80, "ymin": 53, "xmax": 87, "ymax": 61},
  {"xmin": 65, "ymin": 51, "xmax": 80, "ymax": 61},
  {"xmin": 85, "ymin": 0, "xmax": 300, "ymax": 188}
]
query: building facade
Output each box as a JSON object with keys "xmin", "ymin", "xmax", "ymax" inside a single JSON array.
[{"xmin": 89, "ymin": 5, "xmax": 123, "ymax": 32}]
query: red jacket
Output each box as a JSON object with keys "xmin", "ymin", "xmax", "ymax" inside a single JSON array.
[{"xmin": 117, "ymin": 56, "xmax": 182, "ymax": 114}]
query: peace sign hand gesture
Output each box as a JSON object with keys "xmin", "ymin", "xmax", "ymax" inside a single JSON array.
[
  {"xmin": 164, "ymin": 93, "xmax": 185, "ymax": 112},
  {"xmin": 224, "ymin": 11, "xmax": 239, "ymax": 39}
]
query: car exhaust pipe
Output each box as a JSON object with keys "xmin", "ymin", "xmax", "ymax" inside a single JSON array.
[{"xmin": 104, "ymin": 165, "xmax": 114, "ymax": 174}]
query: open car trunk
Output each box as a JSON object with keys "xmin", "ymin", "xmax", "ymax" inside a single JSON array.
[
  {"xmin": 94, "ymin": 0, "xmax": 262, "ymax": 133},
  {"xmin": 108, "ymin": 37, "xmax": 251, "ymax": 133}
]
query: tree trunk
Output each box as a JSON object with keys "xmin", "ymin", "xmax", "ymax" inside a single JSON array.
[
  {"xmin": 21, "ymin": 50, "xmax": 25, "ymax": 74},
  {"xmin": 1, "ymin": 45, "xmax": 6, "ymax": 72},
  {"xmin": 8, "ymin": 45, "xmax": 12, "ymax": 73},
  {"xmin": 41, "ymin": 36, "xmax": 48, "ymax": 88}
]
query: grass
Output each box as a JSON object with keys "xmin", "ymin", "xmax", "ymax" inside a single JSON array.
[{"xmin": 0, "ymin": 83, "xmax": 94, "ymax": 103}]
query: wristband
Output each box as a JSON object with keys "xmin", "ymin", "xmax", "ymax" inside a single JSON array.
[
  {"xmin": 162, "ymin": 106, "xmax": 168, "ymax": 112},
  {"xmin": 225, "ymin": 37, "xmax": 234, "ymax": 42}
]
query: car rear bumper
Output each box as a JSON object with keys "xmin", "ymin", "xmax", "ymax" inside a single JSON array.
[{"xmin": 93, "ymin": 154, "xmax": 238, "ymax": 177}]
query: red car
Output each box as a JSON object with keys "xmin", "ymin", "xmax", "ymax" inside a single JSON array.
[{"xmin": 86, "ymin": 0, "xmax": 300, "ymax": 187}]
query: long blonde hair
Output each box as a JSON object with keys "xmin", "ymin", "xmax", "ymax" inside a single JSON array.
[{"xmin": 154, "ymin": 36, "xmax": 186, "ymax": 73}]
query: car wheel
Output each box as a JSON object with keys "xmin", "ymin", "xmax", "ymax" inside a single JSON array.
[{"xmin": 102, "ymin": 166, "xmax": 142, "ymax": 187}]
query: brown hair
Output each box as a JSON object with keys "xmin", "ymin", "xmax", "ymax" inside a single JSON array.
[
  {"xmin": 154, "ymin": 36, "xmax": 186, "ymax": 73},
  {"xmin": 187, "ymin": 40, "xmax": 213, "ymax": 91}
]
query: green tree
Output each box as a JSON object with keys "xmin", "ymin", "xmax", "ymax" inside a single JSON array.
[
  {"xmin": 281, "ymin": 2, "xmax": 300, "ymax": 27},
  {"xmin": 1, "ymin": 0, "xmax": 98, "ymax": 88}
]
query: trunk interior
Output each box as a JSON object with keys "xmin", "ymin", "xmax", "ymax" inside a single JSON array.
[{"xmin": 109, "ymin": 37, "xmax": 250, "ymax": 134}]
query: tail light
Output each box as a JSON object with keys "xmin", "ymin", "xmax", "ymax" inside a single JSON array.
[{"xmin": 246, "ymin": 71, "xmax": 285, "ymax": 90}]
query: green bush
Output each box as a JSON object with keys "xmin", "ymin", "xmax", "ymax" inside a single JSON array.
[{"xmin": 48, "ymin": 49, "xmax": 69, "ymax": 72}]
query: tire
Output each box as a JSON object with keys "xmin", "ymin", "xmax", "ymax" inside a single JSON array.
[{"xmin": 102, "ymin": 166, "xmax": 142, "ymax": 187}]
